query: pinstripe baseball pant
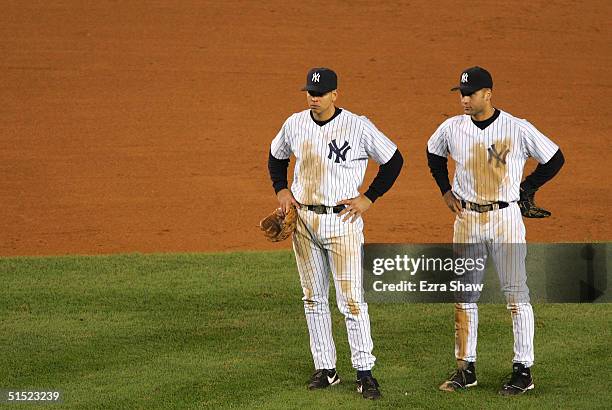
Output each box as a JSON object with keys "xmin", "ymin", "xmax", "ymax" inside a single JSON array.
[
  {"xmin": 453, "ymin": 203, "xmax": 535, "ymax": 367},
  {"xmin": 292, "ymin": 207, "xmax": 375, "ymax": 371}
]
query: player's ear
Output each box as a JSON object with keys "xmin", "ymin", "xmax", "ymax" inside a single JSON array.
[
  {"xmin": 331, "ymin": 89, "xmax": 338, "ymax": 102},
  {"xmin": 484, "ymin": 88, "xmax": 492, "ymax": 101}
]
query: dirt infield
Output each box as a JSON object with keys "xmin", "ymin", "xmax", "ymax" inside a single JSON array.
[{"xmin": 1, "ymin": 1, "xmax": 610, "ymax": 256}]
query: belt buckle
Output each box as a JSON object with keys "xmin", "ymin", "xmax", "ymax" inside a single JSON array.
[
  {"xmin": 471, "ymin": 202, "xmax": 486, "ymax": 213},
  {"xmin": 466, "ymin": 202, "xmax": 478, "ymax": 212},
  {"xmin": 466, "ymin": 201, "xmax": 500, "ymax": 213},
  {"xmin": 313, "ymin": 205, "xmax": 326, "ymax": 214}
]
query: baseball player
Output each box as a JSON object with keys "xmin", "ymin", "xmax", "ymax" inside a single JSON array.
[
  {"xmin": 267, "ymin": 67, "xmax": 403, "ymax": 400},
  {"xmin": 426, "ymin": 67, "xmax": 565, "ymax": 395}
]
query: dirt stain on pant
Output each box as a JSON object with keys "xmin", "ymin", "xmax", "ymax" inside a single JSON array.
[
  {"xmin": 338, "ymin": 278, "xmax": 360, "ymax": 315},
  {"xmin": 330, "ymin": 239, "xmax": 360, "ymax": 316},
  {"xmin": 303, "ymin": 286, "xmax": 315, "ymax": 310},
  {"xmin": 454, "ymin": 303, "xmax": 469, "ymax": 361},
  {"xmin": 508, "ymin": 303, "xmax": 519, "ymax": 315},
  {"xmin": 347, "ymin": 299, "xmax": 360, "ymax": 315},
  {"xmin": 293, "ymin": 213, "xmax": 316, "ymax": 310}
]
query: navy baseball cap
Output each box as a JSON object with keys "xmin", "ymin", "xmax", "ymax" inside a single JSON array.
[
  {"xmin": 302, "ymin": 67, "xmax": 337, "ymax": 94},
  {"xmin": 451, "ymin": 66, "xmax": 493, "ymax": 94}
]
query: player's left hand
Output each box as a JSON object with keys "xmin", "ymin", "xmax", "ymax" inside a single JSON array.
[{"xmin": 336, "ymin": 195, "xmax": 372, "ymax": 223}]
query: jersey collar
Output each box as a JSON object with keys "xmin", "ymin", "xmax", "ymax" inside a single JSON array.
[
  {"xmin": 310, "ymin": 107, "xmax": 343, "ymax": 127},
  {"xmin": 471, "ymin": 108, "xmax": 500, "ymax": 130}
]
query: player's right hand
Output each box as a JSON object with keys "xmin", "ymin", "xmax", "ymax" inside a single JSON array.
[
  {"xmin": 276, "ymin": 189, "xmax": 300, "ymax": 214},
  {"xmin": 443, "ymin": 190, "xmax": 462, "ymax": 214}
]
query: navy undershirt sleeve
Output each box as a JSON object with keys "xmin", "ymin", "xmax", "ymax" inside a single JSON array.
[
  {"xmin": 364, "ymin": 149, "xmax": 404, "ymax": 203},
  {"xmin": 268, "ymin": 151, "xmax": 289, "ymax": 194},
  {"xmin": 521, "ymin": 148, "xmax": 565, "ymax": 191},
  {"xmin": 426, "ymin": 149, "xmax": 452, "ymax": 196}
]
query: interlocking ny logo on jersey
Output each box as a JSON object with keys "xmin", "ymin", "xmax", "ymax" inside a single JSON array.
[
  {"xmin": 312, "ymin": 72, "xmax": 320, "ymax": 82},
  {"xmin": 488, "ymin": 143, "xmax": 510, "ymax": 167},
  {"xmin": 461, "ymin": 73, "xmax": 469, "ymax": 83},
  {"xmin": 328, "ymin": 139, "xmax": 351, "ymax": 163}
]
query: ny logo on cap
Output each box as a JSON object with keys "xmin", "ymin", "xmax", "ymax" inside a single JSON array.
[
  {"xmin": 312, "ymin": 72, "xmax": 320, "ymax": 83},
  {"xmin": 461, "ymin": 73, "xmax": 469, "ymax": 83}
]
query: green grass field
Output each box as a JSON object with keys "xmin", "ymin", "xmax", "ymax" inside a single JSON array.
[{"xmin": 0, "ymin": 251, "xmax": 610, "ymax": 409}]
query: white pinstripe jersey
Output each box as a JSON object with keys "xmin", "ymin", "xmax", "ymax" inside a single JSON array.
[
  {"xmin": 427, "ymin": 110, "xmax": 559, "ymax": 204},
  {"xmin": 271, "ymin": 108, "xmax": 397, "ymax": 206}
]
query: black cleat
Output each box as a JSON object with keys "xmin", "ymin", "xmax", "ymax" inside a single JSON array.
[
  {"xmin": 439, "ymin": 361, "xmax": 477, "ymax": 392},
  {"xmin": 499, "ymin": 363, "xmax": 534, "ymax": 396},
  {"xmin": 307, "ymin": 369, "xmax": 340, "ymax": 390},
  {"xmin": 357, "ymin": 375, "xmax": 381, "ymax": 400}
]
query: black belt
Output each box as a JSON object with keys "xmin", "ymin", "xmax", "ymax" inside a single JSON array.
[
  {"xmin": 304, "ymin": 204, "xmax": 346, "ymax": 214},
  {"xmin": 461, "ymin": 200, "xmax": 509, "ymax": 213}
]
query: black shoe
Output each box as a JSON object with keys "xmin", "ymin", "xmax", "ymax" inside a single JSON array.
[
  {"xmin": 356, "ymin": 375, "xmax": 381, "ymax": 400},
  {"xmin": 439, "ymin": 361, "xmax": 477, "ymax": 392},
  {"xmin": 499, "ymin": 363, "xmax": 534, "ymax": 396},
  {"xmin": 307, "ymin": 369, "xmax": 340, "ymax": 390}
]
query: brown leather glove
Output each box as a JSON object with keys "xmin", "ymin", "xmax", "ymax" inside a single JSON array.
[
  {"xmin": 518, "ymin": 187, "xmax": 551, "ymax": 218},
  {"xmin": 259, "ymin": 205, "xmax": 297, "ymax": 242}
]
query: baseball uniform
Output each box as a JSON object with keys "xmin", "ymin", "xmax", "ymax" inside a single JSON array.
[
  {"xmin": 267, "ymin": 68, "xmax": 403, "ymax": 399},
  {"xmin": 427, "ymin": 66, "xmax": 564, "ymax": 395},
  {"xmin": 272, "ymin": 107, "xmax": 396, "ymax": 370}
]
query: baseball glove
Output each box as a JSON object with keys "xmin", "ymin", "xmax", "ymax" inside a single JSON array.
[
  {"xmin": 518, "ymin": 187, "xmax": 551, "ymax": 218},
  {"xmin": 259, "ymin": 206, "xmax": 297, "ymax": 242}
]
